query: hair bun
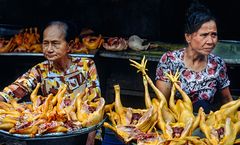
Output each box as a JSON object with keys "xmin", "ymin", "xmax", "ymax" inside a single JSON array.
[
  {"xmin": 184, "ymin": 1, "xmax": 215, "ymax": 34},
  {"xmin": 186, "ymin": 1, "xmax": 211, "ymax": 17}
]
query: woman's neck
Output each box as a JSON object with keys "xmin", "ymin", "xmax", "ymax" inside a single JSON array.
[
  {"xmin": 184, "ymin": 47, "xmax": 208, "ymax": 72},
  {"xmin": 52, "ymin": 56, "xmax": 72, "ymax": 72}
]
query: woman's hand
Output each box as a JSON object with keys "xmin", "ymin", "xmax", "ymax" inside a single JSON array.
[
  {"xmin": 0, "ymin": 95, "xmax": 5, "ymax": 102},
  {"xmin": 221, "ymin": 87, "xmax": 233, "ymax": 104},
  {"xmin": 156, "ymin": 80, "xmax": 171, "ymax": 102},
  {"xmin": 86, "ymin": 131, "xmax": 96, "ymax": 145}
]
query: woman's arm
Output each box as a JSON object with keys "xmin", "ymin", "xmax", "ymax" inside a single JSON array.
[
  {"xmin": 220, "ymin": 87, "xmax": 233, "ymax": 105},
  {"xmin": 0, "ymin": 66, "xmax": 40, "ymax": 102},
  {"xmin": 156, "ymin": 80, "xmax": 171, "ymax": 102},
  {"xmin": 0, "ymin": 95, "xmax": 5, "ymax": 102}
]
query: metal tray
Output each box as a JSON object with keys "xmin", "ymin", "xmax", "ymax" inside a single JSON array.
[{"xmin": 0, "ymin": 116, "xmax": 107, "ymax": 141}]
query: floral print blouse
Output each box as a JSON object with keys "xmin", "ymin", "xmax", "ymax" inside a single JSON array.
[
  {"xmin": 0, "ymin": 57, "xmax": 101, "ymax": 102},
  {"xmin": 156, "ymin": 48, "xmax": 230, "ymax": 104}
]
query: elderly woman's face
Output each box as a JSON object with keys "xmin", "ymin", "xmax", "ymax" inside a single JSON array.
[
  {"xmin": 42, "ymin": 25, "xmax": 70, "ymax": 61},
  {"xmin": 185, "ymin": 20, "xmax": 218, "ymax": 55}
]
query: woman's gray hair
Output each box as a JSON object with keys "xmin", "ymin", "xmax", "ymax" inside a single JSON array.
[{"xmin": 45, "ymin": 21, "xmax": 76, "ymax": 42}]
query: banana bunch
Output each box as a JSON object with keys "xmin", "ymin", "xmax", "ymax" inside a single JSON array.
[
  {"xmin": 199, "ymin": 99, "xmax": 240, "ymax": 145},
  {"xmin": 82, "ymin": 35, "xmax": 104, "ymax": 50},
  {"xmin": 0, "ymin": 83, "xmax": 105, "ymax": 137}
]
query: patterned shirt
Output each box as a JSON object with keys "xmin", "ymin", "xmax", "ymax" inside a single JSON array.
[
  {"xmin": 0, "ymin": 57, "xmax": 100, "ymax": 102},
  {"xmin": 156, "ymin": 48, "xmax": 230, "ymax": 104}
]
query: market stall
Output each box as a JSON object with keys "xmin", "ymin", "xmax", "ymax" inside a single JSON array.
[{"xmin": 0, "ymin": 0, "xmax": 240, "ymax": 143}]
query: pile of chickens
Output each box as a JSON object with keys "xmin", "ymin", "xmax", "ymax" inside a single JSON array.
[
  {"xmin": 104, "ymin": 56, "xmax": 240, "ymax": 145},
  {"xmin": 0, "ymin": 83, "xmax": 105, "ymax": 137},
  {"xmin": 70, "ymin": 35, "xmax": 104, "ymax": 54},
  {"xmin": 0, "ymin": 27, "xmax": 153, "ymax": 53},
  {"xmin": 0, "ymin": 27, "xmax": 106, "ymax": 54},
  {"xmin": 0, "ymin": 27, "xmax": 42, "ymax": 53},
  {"xmin": 102, "ymin": 35, "xmax": 150, "ymax": 51}
]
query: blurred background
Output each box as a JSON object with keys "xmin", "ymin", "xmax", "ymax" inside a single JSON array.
[{"xmin": 0, "ymin": 0, "xmax": 239, "ymax": 43}]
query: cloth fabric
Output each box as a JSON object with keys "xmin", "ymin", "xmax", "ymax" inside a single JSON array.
[
  {"xmin": 102, "ymin": 128, "xmax": 125, "ymax": 145},
  {"xmin": 156, "ymin": 48, "xmax": 230, "ymax": 105},
  {"xmin": 0, "ymin": 57, "xmax": 100, "ymax": 102}
]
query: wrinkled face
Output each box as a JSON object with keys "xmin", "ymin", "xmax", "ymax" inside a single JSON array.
[
  {"xmin": 185, "ymin": 20, "xmax": 218, "ymax": 55},
  {"xmin": 42, "ymin": 25, "xmax": 70, "ymax": 62}
]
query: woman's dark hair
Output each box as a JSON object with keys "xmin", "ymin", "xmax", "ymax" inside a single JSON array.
[
  {"xmin": 44, "ymin": 21, "xmax": 77, "ymax": 42},
  {"xmin": 185, "ymin": 1, "xmax": 216, "ymax": 34}
]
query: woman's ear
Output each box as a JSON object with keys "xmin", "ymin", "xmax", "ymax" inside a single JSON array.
[{"xmin": 185, "ymin": 33, "xmax": 191, "ymax": 44}]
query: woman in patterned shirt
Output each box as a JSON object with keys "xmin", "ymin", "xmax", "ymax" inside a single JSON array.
[
  {"xmin": 155, "ymin": 2, "xmax": 233, "ymax": 113},
  {"xmin": 0, "ymin": 21, "xmax": 101, "ymax": 145}
]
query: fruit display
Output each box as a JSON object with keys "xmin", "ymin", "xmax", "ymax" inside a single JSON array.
[
  {"xmin": 103, "ymin": 56, "xmax": 240, "ymax": 145},
  {"xmin": 0, "ymin": 83, "xmax": 105, "ymax": 137}
]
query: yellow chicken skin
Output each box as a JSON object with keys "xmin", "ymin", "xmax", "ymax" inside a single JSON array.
[
  {"xmin": 82, "ymin": 35, "xmax": 104, "ymax": 50},
  {"xmin": 199, "ymin": 99, "xmax": 240, "ymax": 145},
  {"xmin": 104, "ymin": 84, "xmax": 159, "ymax": 144},
  {"xmin": 0, "ymin": 84, "xmax": 105, "ymax": 137},
  {"xmin": 129, "ymin": 56, "xmax": 207, "ymax": 145},
  {"xmin": 104, "ymin": 57, "xmax": 171, "ymax": 144},
  {"xmin": 130, "ymin": 56, "xmax": 176, "ymax": 124},
  {"xmin": 165, "ymin": 71, "xmax": 202, "ymax": 138},
  {"xmin": 76, "ymin": 88, "xmax": 105, "ymax": 127}
]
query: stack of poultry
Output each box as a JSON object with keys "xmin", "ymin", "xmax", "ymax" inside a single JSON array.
[
  {"xmin": 0, "ymin": 27, "xmax": 42, "ymax": 53},
  {"xmin": 0, "ymin": 83, "xmax": 105, "ymax": 137},
  {"xmin": 103, "ymin": 37, "xmax": 128, "ymax": 51},
  {"xmin": 69, "ymin": 37, "xmax": 88, "ymax": 54},
  {"xmin": 104, "ymin": 56, "xmax": 240, "ymax": 145},
  {"xmin": 199, "ymin": 98, "xmax": 240, "ymax": 145},
  {"xmin": 104, "ymin": 84, "xmax": 161, "ymax": 144},
  {"xmin": 82, "ymin": 35, "xmax": 104, "ymax": 50},
  {"xmin": 69, "ymin": 35, "xmax": 104, "ymax": 54}
]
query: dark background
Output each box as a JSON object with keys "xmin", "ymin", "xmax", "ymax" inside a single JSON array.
[
  {"xmin": 0, "ymin": 0, "xmax": 240, "ymax": 108},
  {"xmin": 0, "ymin": 0, "xmax": 240, "ymax": 43}
]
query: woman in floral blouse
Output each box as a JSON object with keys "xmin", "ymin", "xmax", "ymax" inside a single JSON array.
[{"xmin": 155, "ymin": 2, "xmax": 233, "ymax": 113}]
